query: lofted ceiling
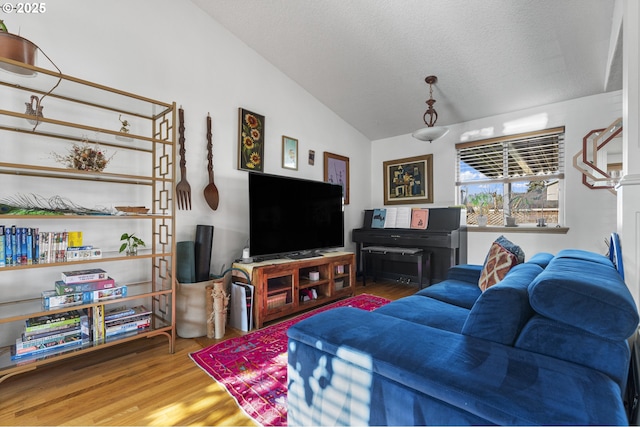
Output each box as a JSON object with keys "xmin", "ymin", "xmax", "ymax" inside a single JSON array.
[{"xmin": 191, "ymin": 0, "xmax": 622, "ymax": 141}]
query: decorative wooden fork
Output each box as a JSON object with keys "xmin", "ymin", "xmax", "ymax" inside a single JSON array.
[{"xmin": 176, "ymin": 107, "xmax": 191, "ymax": 210}]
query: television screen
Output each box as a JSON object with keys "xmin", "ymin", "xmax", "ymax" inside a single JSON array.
[{"xmin": 248, "ymin": 173, "xmax": 344, "ymax": 258}]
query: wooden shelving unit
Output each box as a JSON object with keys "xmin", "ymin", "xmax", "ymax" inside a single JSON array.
[
  {"xmin": 232, "ymin": 252, "xmax": 355, "ymax": 328},
  {"xmin": 0, "ymin": 57, "xmax": 176, "ymax": 383}
]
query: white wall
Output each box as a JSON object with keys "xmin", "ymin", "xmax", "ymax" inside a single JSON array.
[
  {"xmin": 4, "ymin": 0, "xmax": 371, "ymax": 275},
  {"xmin": 2, "ymin": 1, "xmax": 623, "ymax": 286},
  {"xmin": 372, "ymin": 91, "xmax": 622, "ymax": 264}
]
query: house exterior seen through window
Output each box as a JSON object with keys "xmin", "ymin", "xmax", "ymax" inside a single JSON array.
[{"xmin": 456, "ymin": 127, "xmax": 565, "ymax": 227}]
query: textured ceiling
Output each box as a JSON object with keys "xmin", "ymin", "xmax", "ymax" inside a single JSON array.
[{"xmin": 191, "ymin": 0, "xmax": 622, "ymax": 141}]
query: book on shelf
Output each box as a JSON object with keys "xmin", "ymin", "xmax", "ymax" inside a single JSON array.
[
  {"xmin": 65, "ymin": 247, "xmax": 102, "ymax": 261},
  {"xmin": 90, "ymin": 305, "xmax": 105, "ymax": 343},
  {"xmin": 15, "ymin": 329, "xmax": 82, "ymax": 354},
  {"xmin": 103, "ymin": 305, "xmax": 151, "ymax": 338},
  {"xmin": 67, "ymin": 231, "xmax": 83, "ymax": 247},
  {"xmin": 22, "ymin": 323, "xmax": 81, "ymax": 341},
  {"xmin": 24, "ymin": 310, "xmax": 83, "ymax": 335},
  {"xmin": 42, "ymin": 290, "xmax": 84, "ymax": 310},
  {"xmin": 11, "ymin": 337, "xmax": 83, "ymax": 360},
  {"xmin": 104, "ymin": 306, "xmax": 137, "ymax": 322},
  {"xmin": 0, "ymin": 225, "xmax": 4, "ymax": 267},
  {"xmin": 42, "ymin": 285, "xmax": 127, "ymax": 309},
  {"xmin": 105, "ymin": 305, "xmax": 150, "ymax": 322},
  {"xmin": 85, "ymin": 286, "xmax": 127, "ymax": 303},
  {"xmin": 55, "ymin": 277, "xmax": 116, "ymax": 295},
  {"xmin": 39, "ymin": 230, "xmax": 67, "ymax": 264},
  {"xmin": 4, "ymin": 226, "xmax": 11, "ymax": 266},
  {"xmin": 60, "ymin": 268, "xmax": 108, "ymax": 284},
  {"xmin": 105, "ymin": 315, "xmax": 151, "ymax": 337}
]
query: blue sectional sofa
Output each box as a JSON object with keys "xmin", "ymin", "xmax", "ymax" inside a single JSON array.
[{"xmin": 287, "ymin": 241, "xmax": 639, "ymax": 425}]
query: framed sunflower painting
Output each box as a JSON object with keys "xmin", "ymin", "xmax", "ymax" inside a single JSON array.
[{"xmin": 238, "ymin": 108, "xmax": 265, "ymax": 172}]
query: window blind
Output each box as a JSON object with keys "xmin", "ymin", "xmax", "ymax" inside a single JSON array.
[{"xmin": 456, "ymin": 127, "xmax": 565, "ymax": 184}]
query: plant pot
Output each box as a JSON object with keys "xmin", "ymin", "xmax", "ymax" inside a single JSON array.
[
  {"xmin": 0, "ymin": 32, "xmax": 37, "ymax": 75},
  {"xmin": 477, "ymin": 215, "xmax": 488, "ymax": 227},
  {"xmin": 505, "ymin": 216, "xmax": 517, "ymax": 227}
]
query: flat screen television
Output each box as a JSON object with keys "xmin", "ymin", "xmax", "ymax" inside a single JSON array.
[{"xmin": 248, "ymin": 173, "xmax": 344, "ymax": 259}]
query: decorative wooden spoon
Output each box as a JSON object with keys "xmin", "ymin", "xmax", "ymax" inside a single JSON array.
[{"xmin": 203, "ymin": 113, "xmax": 219, "ymax": 211}]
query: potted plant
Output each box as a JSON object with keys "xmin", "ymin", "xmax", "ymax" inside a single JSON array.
[
  {"xmin": 506, "ymin": 193, "xmax": 531, "ymax": 226},
  {"xmin": 119, "ymin": 233, "xmax": 145, "ymax": 256},
  {"xmin": 0, "ymin": 20, "xmax": 37, "ymax": 75},
  {"xmin": 468, "ymin": 192, "xmax": 492, "ymax": 227}
]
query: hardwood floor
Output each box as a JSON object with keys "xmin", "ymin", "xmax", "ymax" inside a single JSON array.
[{"xmin": 0, "ymin": 281, "xmax": 417, "ymax": 426}]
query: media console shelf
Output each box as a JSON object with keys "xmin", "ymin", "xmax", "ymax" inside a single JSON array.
[{"xmin": 231, "ymin": 252, "xmax": 355, "ymax": 328}]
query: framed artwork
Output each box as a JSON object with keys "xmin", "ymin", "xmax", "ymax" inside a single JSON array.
[
  {"xmin": 238, "ymin": 108, "xmax": 265, "ymax": 172},
  {"xmin": 308, "ymin": 150, "xmax": 315, "ymax": 165},
  {"xmin": 323, "ymin": 152, "xmax": 350, "ymax": 204},
  {"xmin": 383, "ymin": 154, "xmax": 433, "ymax": 205},
  {"xmin": 282, "ymin": 135, "xmax": 298, "ymax": 170}
]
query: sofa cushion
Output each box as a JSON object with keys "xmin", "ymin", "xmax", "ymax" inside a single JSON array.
[
  {"xmin": 555, "ymin": 248, "xmax": 613, "ymax": 266},
  {"xmin": 462, "ymin": 263, "xmax": 542, "ymax": 345},
  {"xmin": 526, "ymin": 252, "xmax": 554, "ymax": 268},
  {"xmin": 374, "ymin": 294, "xmax": 469, "ymax": 333},
  {"xmin": 478, "ymin": 242, "xmax": 518, "ymax": 291},
  {"xmin": 417, "ymin": 280, "xmax": 481, "ymax": 309},
  {"xmin": 516, "ymin": 314, "xmax": 631, "ymax": 389},
  {"xmin": 528, "ymin": 257, "xmax": 639, "ymax": 340},
  {"xmin": 446, "ymin": 264, "xmax": 483, "ymax": 283}
]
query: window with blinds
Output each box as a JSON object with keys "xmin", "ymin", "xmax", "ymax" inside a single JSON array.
[{"xmin": 456, "ymin": 127, "xmax": 565, "ymax": 227}]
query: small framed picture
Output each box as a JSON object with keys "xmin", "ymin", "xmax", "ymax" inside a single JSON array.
[
  {"xmin": 324, "ymin": 152, "xmax": 350, "ymax": 204},
  {"xmin": 238, "ymin": 108, "xmax": 265, "ymax": 172},
  {"xmin": 383, "ymin": 154, "xmax": 433, "ymax": 205},
  {"xmin": 308, "ymin": 150, "xmax": 315, "ymax": 165},
  {"xmin": 282, "ymin": 135, "xmax": 298, "ymax": 170}
]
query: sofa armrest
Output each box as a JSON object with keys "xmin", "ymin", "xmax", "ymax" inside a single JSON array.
[
  {"xmin": 288, "ymin": 307, "xmax": 627, "ymax": 426},
  {"xmin": 446, "ymin": 264, "xmax": 483, "ymax": 283}
]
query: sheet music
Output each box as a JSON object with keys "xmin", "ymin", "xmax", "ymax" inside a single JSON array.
[{"xmin": 395, "ymin": 207, "xmax": 412, "ymax": 228}]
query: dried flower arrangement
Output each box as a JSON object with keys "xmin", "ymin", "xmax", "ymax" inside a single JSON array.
[{"xmin": 52, "ymin": 138, "xmax": 115, "ymax": 172}]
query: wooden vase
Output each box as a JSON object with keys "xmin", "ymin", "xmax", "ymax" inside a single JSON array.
[{"xmin": 0, "ymin": 32, "xmax": 37, "ymax": 75}]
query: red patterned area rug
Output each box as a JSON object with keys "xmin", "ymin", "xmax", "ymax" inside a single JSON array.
[{"xmin": 189, "ymin": 293, "xmax": 390, "ymax": 426}]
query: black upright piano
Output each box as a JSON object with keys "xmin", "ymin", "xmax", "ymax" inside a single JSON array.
[{"xmin": 351, "ymin": 207, "xmax": 467, "ymax": 285}]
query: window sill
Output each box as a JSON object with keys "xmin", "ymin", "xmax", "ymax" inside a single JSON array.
[{"xmin": 468, "ymin": 226, "xmax": 569, "ymax": 234}]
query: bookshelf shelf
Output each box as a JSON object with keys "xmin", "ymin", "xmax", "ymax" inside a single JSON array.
[
  {"xmin": 0, "ymin": 60, "xmax": 176, "ymax": 383},
  {"xmin": 232, "ymin": 252, "xmax": 355, "ymax": 328}
]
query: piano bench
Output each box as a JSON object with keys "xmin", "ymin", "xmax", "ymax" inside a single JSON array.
[{"xmin": 362, "ymin": 246, "xmax": 431, "ymax": 289}]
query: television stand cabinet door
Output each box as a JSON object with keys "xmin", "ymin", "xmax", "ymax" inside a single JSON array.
[{"xmin": 232, "ymin": 252, "xmax": 355, "ymax": 328}]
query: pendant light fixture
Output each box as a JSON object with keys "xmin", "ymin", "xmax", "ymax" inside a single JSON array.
[{"xmin": 412, "ymin": 75, "xmax": 449, "ymax": 142}]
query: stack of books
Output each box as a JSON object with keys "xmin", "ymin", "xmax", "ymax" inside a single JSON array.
[
  {"xmin": 42, "ymin": 268, "xmax": 127, "ymax": 309},
  {"xmin": 103, "ymin": 305, "xmax": 151, "ymax": 339},
  {"xmin": 11, "ymin": 268, "xmax": 151, "ymax": 359},
  {"xmin": 12, "ymin": 310, "xmax": 87, "ymax": 360}
]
